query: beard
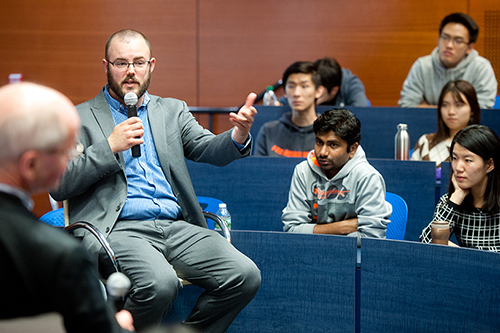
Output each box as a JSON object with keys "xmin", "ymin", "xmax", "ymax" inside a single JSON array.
[{"xmin": 107, "ymin": 68, "xmax": 152, "ymax": 102}]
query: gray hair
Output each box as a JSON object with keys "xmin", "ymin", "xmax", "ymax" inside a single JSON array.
[{"xmin": 0, "ymin": 83, "xmax": 69, "ymax": 163}]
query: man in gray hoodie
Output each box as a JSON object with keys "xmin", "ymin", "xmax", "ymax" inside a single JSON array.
[
  {"xmin": 282, "ymin": 109, "xmax": 392, "ymax": 245},
  {"xmin": 398, "ymin": 12, "xmax": 497, "ymax": 109}
]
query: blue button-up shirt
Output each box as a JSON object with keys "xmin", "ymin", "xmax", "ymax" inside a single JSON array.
[{"xmin": 103, "ymin": 85, "xmax": 182, "ymax": 221}]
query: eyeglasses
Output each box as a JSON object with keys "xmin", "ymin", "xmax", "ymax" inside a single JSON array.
[
  {"xmin": 439, "ymin": 34, "xmax": 469, "ymax": 47},
  {"xmin": 107, "ymin": 59, "xmax": 152, "ymax": 70}
]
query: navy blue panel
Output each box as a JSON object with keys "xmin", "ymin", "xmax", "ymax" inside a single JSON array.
[
  {"xmin": 250, "ymin": 106, "xmax": 500, "ymax": 160},
  {"xmin": 360, "ymin": 238, "xmax": 500, "ymax": 332},
  {"xmin": 440, "ymin": 161, "xmax": 451, "ymax": 201},
  {"xmin": 229, "ymin": 231, "xmax": 357, "ymax": 333},
  {"xmin": 369, "ymin": 159, "xmax": 436, "ymax": 241},
  {"xmin": 187, "ymin": 157, "xmax": 302, "ymax": 231}
]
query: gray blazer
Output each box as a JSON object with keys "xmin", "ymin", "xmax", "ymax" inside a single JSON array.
[{"xmin": 51, "ymin": 90, "xmax": 250, "ymax": 258}]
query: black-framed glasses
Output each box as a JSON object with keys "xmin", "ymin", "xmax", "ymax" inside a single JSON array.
[
  {"xmin": 107, "ymin": 59, "xmax": 152, "ymax": 70},
  {"xmin": 439, "ymin": 34, "xmax": 469, "ymax": 47}
]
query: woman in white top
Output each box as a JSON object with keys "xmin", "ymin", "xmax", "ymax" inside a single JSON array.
[{"xmin": 411, "ymin": 80, "xmax": 481, "ymax": 168}]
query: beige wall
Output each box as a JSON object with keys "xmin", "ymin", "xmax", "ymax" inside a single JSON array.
[{"xmin": 1, "ymin": 0, "xmax": 498, "ymax": 216}]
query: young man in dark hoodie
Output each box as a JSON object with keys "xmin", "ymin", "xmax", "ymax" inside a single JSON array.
[{"xmin": 254, "ymin": 61, "xmax": 324, "ymax": 157}]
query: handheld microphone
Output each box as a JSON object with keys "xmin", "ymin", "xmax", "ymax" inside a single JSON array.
[
  {"xmin": 106, "ymin": 272, "xmax": 131, "ymax": 312},
  {"xmin": 124, "ymin": 92, "xmax": 141, "ymax": 158}
]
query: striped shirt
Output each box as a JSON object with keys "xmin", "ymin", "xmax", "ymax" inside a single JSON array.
[{"xmin": 420, "ymin": 194, "xmax": 500, "ymax": 252}]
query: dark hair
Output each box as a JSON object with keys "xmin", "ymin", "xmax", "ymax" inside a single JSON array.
[
  {"xmin": 431, "ymin": 80, "xmax": 481, "ymax": 147},
  {"xmin": 313, "ymin": 108, "xmax": 361, "ymax": 150},
  {"xmin": 449, "ymin": 125, "xmax": 500, "ymax": 214},
  {"xmin": 439, "ymin": 13, "xmax": 479, "ymax": 44},
  {"xmin": 282, "ymin": 61, "xmax": 321, "ymax": 88},
  {"xmin": 105, "ymin": 29, "xmax": 152, "ymax": 61},
  {"xmin": 314, "ymin": 57, "xmax": 343, "ymax": 93}
]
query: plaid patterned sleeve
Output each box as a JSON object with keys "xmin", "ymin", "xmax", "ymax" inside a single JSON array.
[
  {"xmin": 421, "ymin": 193, "xmax": 500, "ymax": 252},
  {"xmin": 420, "ymin": 195, "xmax": 450, "ymax": 243}
]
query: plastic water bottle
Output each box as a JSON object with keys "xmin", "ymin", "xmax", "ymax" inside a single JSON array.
[
  {"xmin": 395, "ymin": 123, "xmax": 410, "ymax": 160},
  {"xmin": 215, "ymin": 203, "xmax": 231, "ymax": 230},
  {"xmin": 263, "ymin": 86, "xmax": 279, "ymax": 106}
]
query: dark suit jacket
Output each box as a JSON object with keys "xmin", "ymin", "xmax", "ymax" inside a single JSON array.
[
  {"xmin": 51, "ymin": 91, "xmax": 251, "ymax": 258},
  {"xmin": 0, "ymin": 192, "xmax": 125, "ymax": 332}
]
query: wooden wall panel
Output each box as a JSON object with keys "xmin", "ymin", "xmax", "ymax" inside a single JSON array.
[
  {"xmin": 0, "ymin": 0, "xmax": 198, "ymax": 106},
  {"xmin": 198, "ymin": 0, "xmax": 469, "ymax": 107},
  {"xmin": 0, "ymin": 0, "xmax": 498, "ymax": 216}
]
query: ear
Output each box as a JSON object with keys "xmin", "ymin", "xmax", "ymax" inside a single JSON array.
[
  {"xmin": 149, "ymin": 57, "xmax": 156, "ymax": 73},
  {"xmin": 315, "ymin": 85, "xmax": 325, "ymax": 99},
  {"xmin": 466, "ymin": 42, "xmax": 475, "ymax": 55},
  {"xmin": 103, "ymin": 59, "xmax": 109, "ymax": 73},
  {"xmin": 486, "ymin": 158, "xmax": 495, "ymax": 174},
  {"xmin": 17, "ymin": 150, "xmax": 39, "ymax": 189},
  {"xmin": 348, "ymin": 142, "xmax": 359, "ymax": 158},
  {"xmin": 330, "ymin": 86, "xmax": 340, "ymax": 98}
]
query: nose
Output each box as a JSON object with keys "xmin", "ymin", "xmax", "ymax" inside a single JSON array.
[
  {"xmin": 293, "ymin": 87, "xmax": 301, "ymax": 97},
  {"xmin": 454, "ymin": 160, "xmax": 465, "ymax": 172},
  {"xmin": 448, "ymin": 105, "xmax": 457, "ymax": 115},
  {"xmin": 126, "ymin": 63, "xmax": 137, "ymax": 75},
  {"xmin": 318, "ymin": 144, "xmax": 328, "ymax": 156}
]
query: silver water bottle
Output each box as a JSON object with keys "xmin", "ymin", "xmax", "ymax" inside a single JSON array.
[{"xmin": 395, "ymin": 123, "xmax": 410, "ymax": 160}]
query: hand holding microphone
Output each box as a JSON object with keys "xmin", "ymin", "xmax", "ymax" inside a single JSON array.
[{"xmin": 124, "ymin": 92, "xmax": 141, "ymax": 158}]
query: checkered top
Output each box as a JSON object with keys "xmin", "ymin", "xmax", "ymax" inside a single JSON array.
[{"xmin": 420, "ymin": 194, "xmax": 500, "ymax": 252}]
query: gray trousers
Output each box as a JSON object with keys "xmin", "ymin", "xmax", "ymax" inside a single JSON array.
[{"xmin": 105, "ymin": 219, "xmax": 261, "ymax": 332}]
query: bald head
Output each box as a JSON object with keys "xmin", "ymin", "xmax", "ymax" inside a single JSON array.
[
  {"xmin": 105, "ymin": 29, "xmax": 152, "ymax": 60},
  {"xmin": 0, "ymin": 83, "xmax": 80, "ymax": 192},
  {"xmin": 0, "ymin": 82, "xmax": 79, "ymax": 163}
]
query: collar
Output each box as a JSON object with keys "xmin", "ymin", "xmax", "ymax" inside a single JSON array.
[{"xmin": 0, "ymin": 183, "xmax": 34, "ymax": 210}]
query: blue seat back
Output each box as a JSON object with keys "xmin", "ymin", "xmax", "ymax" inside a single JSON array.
[
  {"xmin": 39, "ymin": 207, "xmax": 65, "ymax": 227},
  {"xmin": 494, "ymin": 95, "xmax": 500, "ymax": 109},
  {"xmin": 385, "ymin": 192, "xmax": 408, "ymax": 240}
]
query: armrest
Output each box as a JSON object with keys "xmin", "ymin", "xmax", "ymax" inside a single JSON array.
[
  {"xmin": 203, "ymin": 211, "xmax": 231, "ymax": 243},
  {"xmin": 64, "ymin": 222, "xmax": 120, "ymax": 274}
]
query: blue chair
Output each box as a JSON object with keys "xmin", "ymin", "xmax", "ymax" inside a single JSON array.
[
  {"xmin": 39, "ymin": 207, "xmax": 65, "ymax": 227},
  {"xmin": 39, "ymin": 197, "xmax": 230, "ymax": 241},
  {"xmin": 385, "ymin": 192, "xmax": 408, "ymax": 240},
  {"xmin": 494, "ymin": 95, "xmax": 500, "ymax": 109}
]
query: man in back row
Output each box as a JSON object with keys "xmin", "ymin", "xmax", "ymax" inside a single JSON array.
[
  {"xmin": 255, "ymin": 61, "xmax": 324, "ymax": 157},
  {"xmin": 282, "ymin": 108, "xmax": 392, "ymax": 245},
  {"xmin": 399, "ymin": 12, "xmax": 497, "ymax": 109}
]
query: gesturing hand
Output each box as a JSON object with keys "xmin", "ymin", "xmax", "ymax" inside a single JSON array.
[
  {"xmin": 107, "ymin": 117, "xmax": 144, "ymax": 154},
  {"xmin": 230, "ymin": 92, "xmax": 257, "ymax": 145}
]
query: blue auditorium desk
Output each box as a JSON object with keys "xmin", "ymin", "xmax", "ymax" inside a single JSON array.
[
  {"xmin": 186, "ymin": 157, "xmax": 436, "ymax": 241},
  {"xmin": 360, "ymin": 238, "xmax": 500, "ymax": 332},
  {"xmin": 165, "ymin": 232, "xmax": 500, "ymax": 332}
]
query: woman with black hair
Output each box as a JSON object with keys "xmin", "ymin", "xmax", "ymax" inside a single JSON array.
[
  {"xmin": 420, "ymin": 124, "xmax": 500, "ymax": 251},
  {"xmin": 411, "ymin": 80, "xmax": 481, "ymax": 168}
]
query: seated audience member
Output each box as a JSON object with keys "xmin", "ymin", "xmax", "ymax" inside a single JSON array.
[
  {"xmin": 50, "ymin": 29, "xmax": 260, "ymax": 332},
  {"xmin": 420, "ymin": 125, "xmax": 500, "ymax": 251},
  {"xmin": 399, "ymin": 12, "xmax": 497, "ymax": 109},
  {"xmin": 280, "ymin": 57, "xmax": 369, "ymax": 107},
  {"xmin": 282, "ymin": 108, "xmax": 392, "ymax": 245},
  {"xmin": 314, "ymin": 57, "xmax": 369, "ymax": 107},
  {"xmin": 0, "ymin": 83, "xmax": 134, "ymax": 332},
  {"xmin": 411, "ymin": 80, "xmax": 480, "ymax": 168},
  {"xmin": 255, "ymin": 61, "xmax": 324, "ymax": 157}
]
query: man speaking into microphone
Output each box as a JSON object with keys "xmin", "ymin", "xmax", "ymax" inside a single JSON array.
[{"xmin": 51, "ymin": 29, "xmax": 261, "ymax": 332}]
